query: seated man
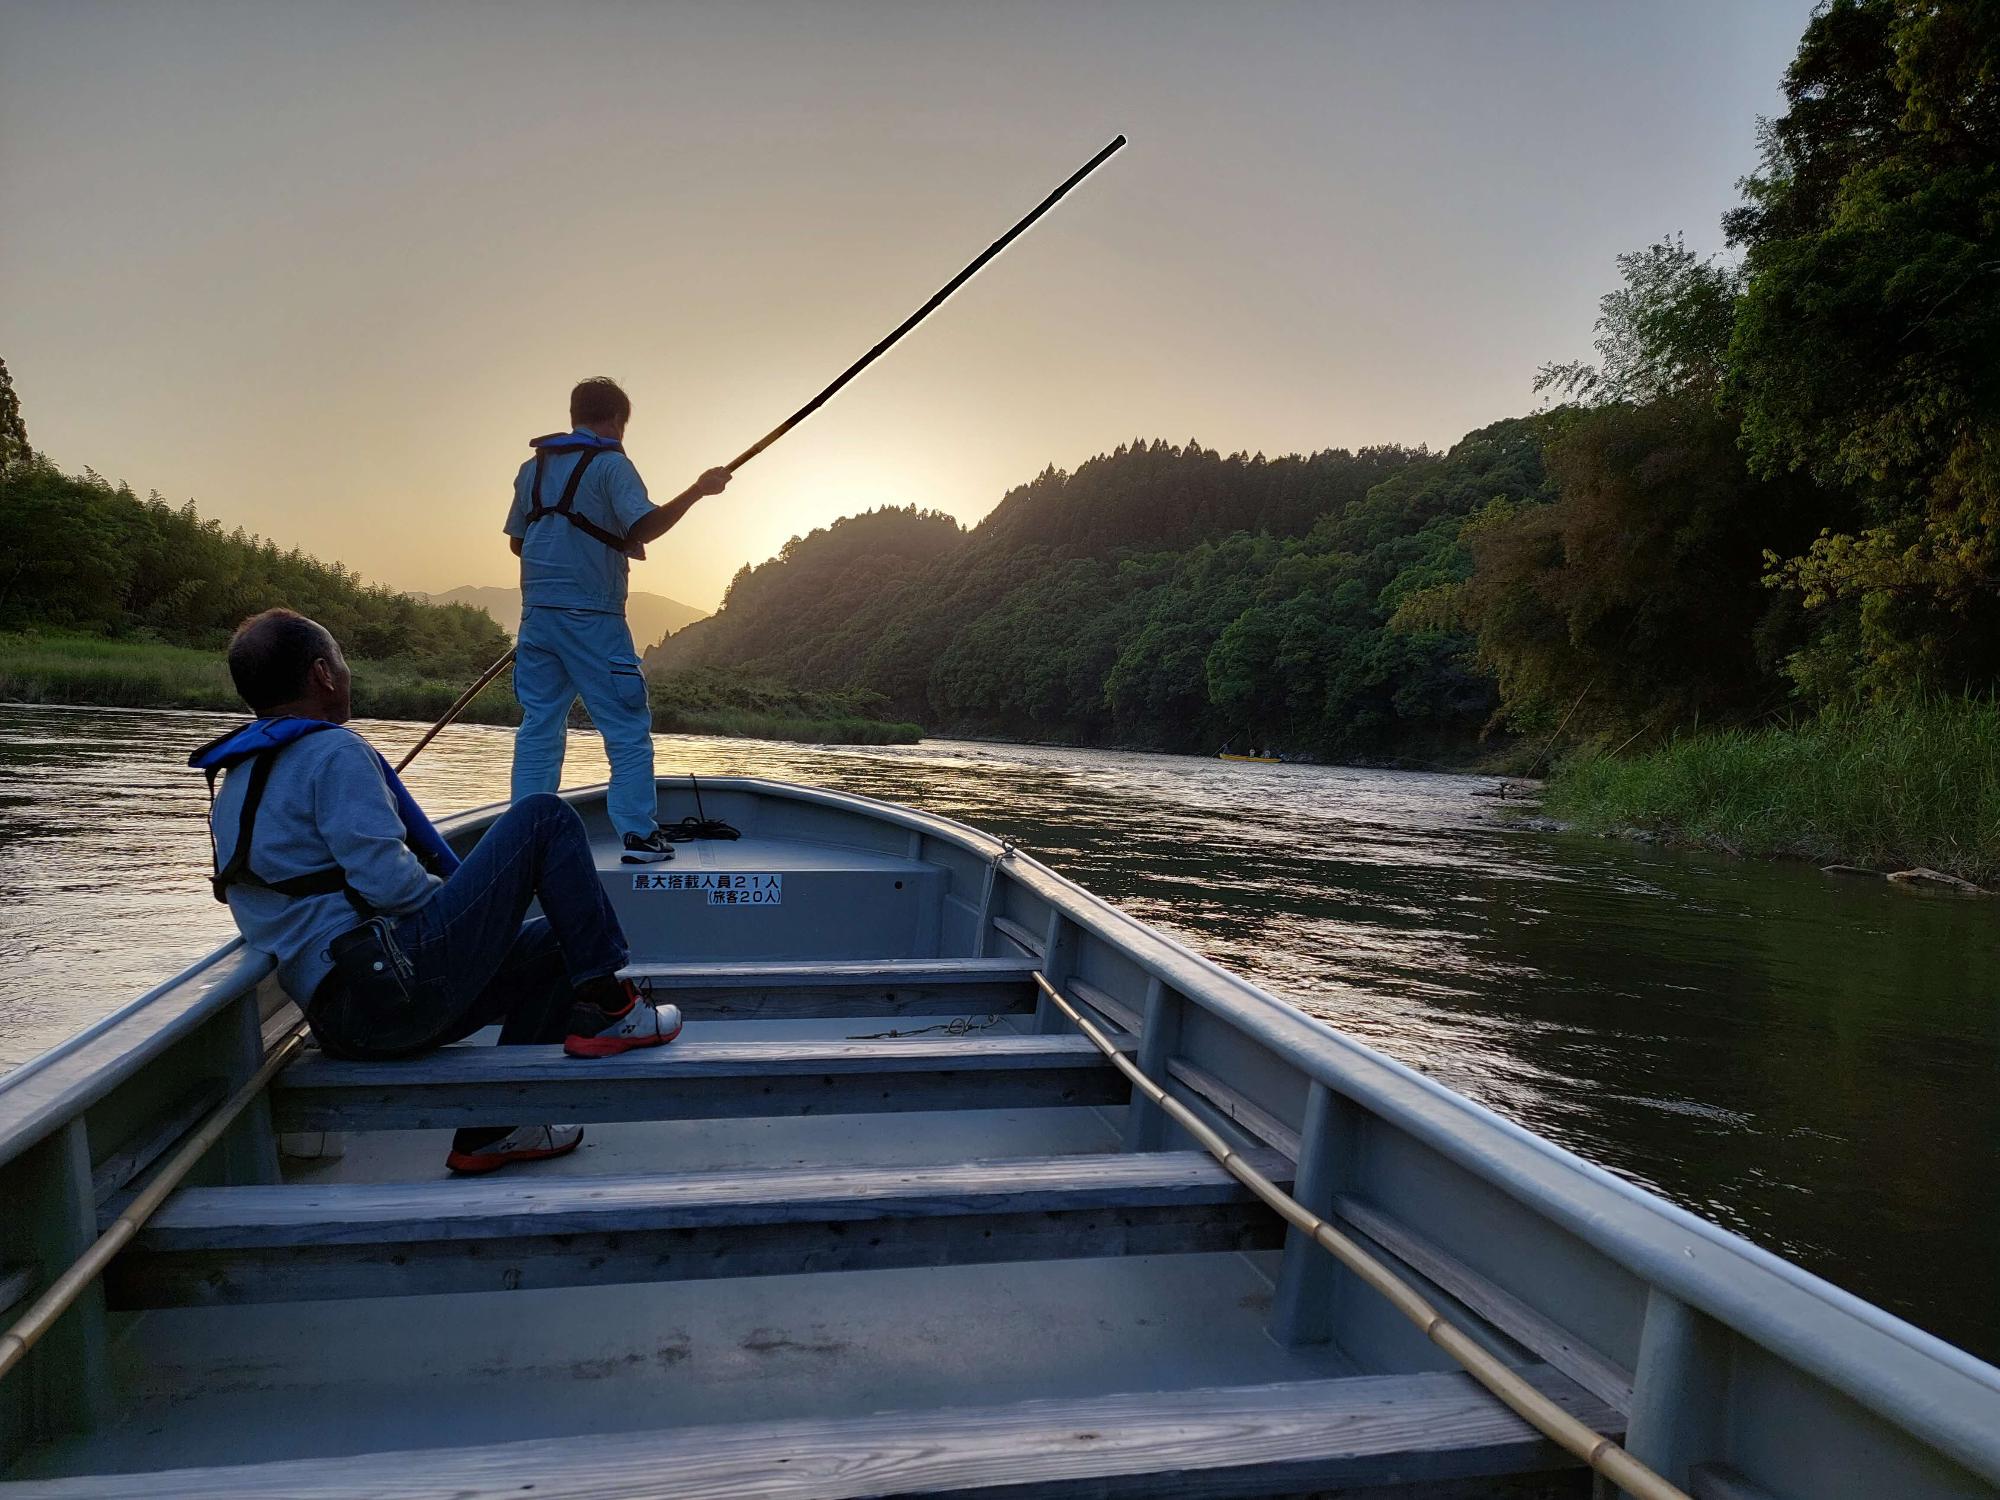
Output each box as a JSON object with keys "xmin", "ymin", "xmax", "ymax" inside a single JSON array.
[{"xmin": 191, "ymin": 608, "xmax": 680, "ymax": 1174}]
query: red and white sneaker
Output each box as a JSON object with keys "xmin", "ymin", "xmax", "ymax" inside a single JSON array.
[
  {"xmin": 444, "ymin": 1124, "xmax": 583, "ymax": 1175},
  {"xmin": 565, "ymin": 993, "xmax": 683, "ymax": 1058}
]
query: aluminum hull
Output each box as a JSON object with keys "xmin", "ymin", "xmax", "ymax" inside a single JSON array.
[{"xmin": 0, "ymin": 776, "xmax": 1994, "ymax": 1497}]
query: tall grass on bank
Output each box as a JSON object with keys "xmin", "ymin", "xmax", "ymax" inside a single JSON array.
[
  {"xmin": 0, "ymin": 633, "xmax": 520, "ymax": 724},
  {"xmin": 1546, "ymin": 698, "xmax": 2000, "ymax": 883},
  {"xmin": 0, "ymin": 633, "xmax": 922, "ymax": 746},
  {"xmin": 0, "ymin": 632, "xmax": 238, "ymax": 710}
]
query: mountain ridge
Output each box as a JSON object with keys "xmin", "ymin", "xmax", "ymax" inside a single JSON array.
[{"xmin": 412, "ymin": 586, "xmax": 706, "ymax": 646}]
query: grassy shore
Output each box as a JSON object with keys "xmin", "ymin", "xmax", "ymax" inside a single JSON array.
[
  {"xmin": 0, "ymin": 634, "xmax": 921, "ymax": 745},
  {"xmin": 1546, "ymin": 698, "xmax": 2000, "ymax": 884}
]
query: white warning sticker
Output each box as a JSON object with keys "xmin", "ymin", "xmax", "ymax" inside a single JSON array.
[{"xmin": 631, "ymin": 871, "xmax": 783, "ymax": 907}]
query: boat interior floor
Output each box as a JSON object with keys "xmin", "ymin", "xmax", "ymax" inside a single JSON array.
[
  {"xmin": 13, "ymin": 1023, "xmax": 1356, "ymax": 1479},
  {"xmin": 1, "ymin": 816, "xmax": 1624, "ymax": 1495},
  {"xmin": 28, "ymin": 1253, "xmax": 1345, "ymax": 1478}
]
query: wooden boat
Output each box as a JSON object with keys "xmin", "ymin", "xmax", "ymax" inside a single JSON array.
[
  {"xmin": 2, "ymin": 775, "xmax": 1997, "ymax": 1498},
  {"xmin": 1217, "ymin": 752, "xmax": 1283, "ymax": 764}
]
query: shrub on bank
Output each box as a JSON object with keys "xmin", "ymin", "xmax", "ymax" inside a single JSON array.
[{"xmin": 1546, "ymin": 698, "xmax": 2000, "ymax": 883}]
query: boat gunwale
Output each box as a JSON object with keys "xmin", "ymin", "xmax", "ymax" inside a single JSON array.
[
  {"xmin": 0, "ymin": 944, "xmax": 273, "ymax": 1175},
  {"xmin": 2, "ymin": 772, "xmax": 1996, "ymax": 1486},
  {"xmin": 611, "ymin": 777, "xmax": 2000, "ymax": 1482}
]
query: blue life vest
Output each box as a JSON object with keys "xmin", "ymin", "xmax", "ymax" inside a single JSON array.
[{"xmin": 188, "ymin": 717, "xmax": 460, "ymax": 907}]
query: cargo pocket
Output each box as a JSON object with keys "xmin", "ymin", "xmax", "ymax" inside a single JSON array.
[{"xmin": 610, "ymin": 654, "xmax": 650, "ymax": 718}]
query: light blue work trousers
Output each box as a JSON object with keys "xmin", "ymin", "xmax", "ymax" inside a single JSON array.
[{"xmin": 510, "ymin": 606, "xmax": 658, "ymax": 840}]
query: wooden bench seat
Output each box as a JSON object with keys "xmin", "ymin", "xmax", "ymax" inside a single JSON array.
[
  {"xmin": 108, "ymin": 1149, "xmax": 1291, "ymax": 1308},
  {"xmin": 0, "ymin": 1365, "xmax": 1618, "ymax": 1498},
  {"xmin": 624, "ymin": 957, "xmax": 1039, "ymax": 1019},
  {"xmin": 274, "ymin": 1034, "xmax": 1135, "ymax": 1132}
]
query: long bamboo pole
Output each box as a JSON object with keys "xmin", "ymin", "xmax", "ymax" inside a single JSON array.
[
  {"xmin": 0, "ymin": 1022, "xmax": 309, "ymax": 1386},
  {"xmin": 396, "ymin": 134, "xmax": 1128, "ymax": 773},
  {"xmin": 1028, "ymin": 970, "xmax": 1693, "ymax": 1500},
  {"xmin": 392, "ymin": 649, "xmax": 518, "ymax": 773},
  {"xmin": 719, "ymin": 134, "xmax": 1127, "ymax": 475}
]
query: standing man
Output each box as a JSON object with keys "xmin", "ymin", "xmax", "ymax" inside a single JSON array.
[{"xmin": 505, "ymin": 377, "xmax": 731, "ymax": 863}]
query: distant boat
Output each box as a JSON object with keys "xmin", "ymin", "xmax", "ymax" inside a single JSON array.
[
  {"xmin": 1218, "ymin": 750, "xmax": 1283, "ymax": 764},
  {"xmin": 2, "ymin": 776, "xmax": 1996, "ymax": 1495}
]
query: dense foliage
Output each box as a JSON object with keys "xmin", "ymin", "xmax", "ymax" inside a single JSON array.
[
  {"xmin": 0, "ymin": 456, "xmax": 509, "ymax": 678},
  {"xmin": 651, "ymin": 431, "xmax": 1544, "ymax": 759},
  {"xmin": 1450, "ymin": 389, "xmax": 1829, "ymax": 739},
  {"xmin": 1454, "ymin": 0, "xmax": 1998, "ymax": 746},
  {"xmin": 1726, "ymin": 0, "xmax": 2000, "ymax": 700}
]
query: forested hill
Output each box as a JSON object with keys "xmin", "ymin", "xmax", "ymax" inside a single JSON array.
[
  {"xmin": 655, "ymin": 505, "xmax": 966, "ymax": 681},
  {"xmin": 646, "ymin": 426, "xmax": 1548, "ymax": 759},
  {"xmin": 0, "ymin": 443, "xmax": 510, "ymax": 678}
]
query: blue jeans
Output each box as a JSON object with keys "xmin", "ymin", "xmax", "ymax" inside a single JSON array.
[
  {"xmin": 511, "ymin": 606, "xmax": 659, "ymax": 840},
  {"xmin": 307, "ymin": 793, "xmax": 629, "ymax": 1063}
]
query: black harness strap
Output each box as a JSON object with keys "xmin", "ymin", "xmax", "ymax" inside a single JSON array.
[
  {"xmin": 522, "ymin": 444, "xmax": 631, "ymax": 552},
  {"xmin": 206, "ymin": 749, "xmax": 365, "ymax": 911}
]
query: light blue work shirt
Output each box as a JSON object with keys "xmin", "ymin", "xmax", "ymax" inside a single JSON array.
[
  {"xmin": 503, "ymin": 429, "xmax": 660, "ymax": 614},
  {"xmin": 209, "ymin": 729, "xmax": 441, "ymax": 1002}
]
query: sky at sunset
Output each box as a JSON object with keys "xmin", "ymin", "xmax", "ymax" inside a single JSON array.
[{"xmin": 2, "ymin": 1, "xmax": 1816, "ymax": 613}]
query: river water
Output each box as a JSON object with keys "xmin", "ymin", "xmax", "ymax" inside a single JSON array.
[{"xmin": 1, "ymin": 703, "xmax": 1994, "ymax": 1363}]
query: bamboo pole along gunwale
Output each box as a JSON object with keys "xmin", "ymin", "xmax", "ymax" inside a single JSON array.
[
  {"xmin": 0, "ymin": 1022, "xmax": 310, "ymax": 1387},
  {"xmin": 393, "ymin": 134, "xmax": 1128, "ymax": 774},
  {"xmin": 1029, "ymin": 970, "xmax": 1693, "ymax": 1500}
]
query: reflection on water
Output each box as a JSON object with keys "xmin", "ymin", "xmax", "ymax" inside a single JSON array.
[{"xmin": 1, "ymin": 703, "xmax": 1995, "ymax": 1361}]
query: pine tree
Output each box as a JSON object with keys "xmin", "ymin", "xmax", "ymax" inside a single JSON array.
[{"xmin": 0, "ymin": 356, "xmax": 29, "ymax": 469}]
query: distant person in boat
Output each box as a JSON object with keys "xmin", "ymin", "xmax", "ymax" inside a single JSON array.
[
  {"xmin": 189, "ymin": 608, "xmax": 684, "ymax": 1175},
  {"xmin": 505, "ymin": 377, "xmax": 732, "ymax": 864}
]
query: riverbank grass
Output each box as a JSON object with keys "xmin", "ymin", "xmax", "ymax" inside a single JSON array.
[
  {"xmin": 0, "ymin": 632, "xmax": 524, "ymax": 723},
  {"xmin": 0, "ymin": 632, "xmax": 239, "ymax": 711},
  {"xmin": 1547, "ymin": 698, "xmax": 2000, "ymax": 883},
  {"xmin": 0, "ymin": 633, "xmax": 922, "ymax": 745}
]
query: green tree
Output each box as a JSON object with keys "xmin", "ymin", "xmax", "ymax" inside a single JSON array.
[
  {"xmin": 1458, "ymin": 400, "xmax": 1821, "ymax": 740},
  {"xmin": 1536, "ymin": 238, "xmax": 1742, "ymax": 408},
  {"xmin": 0, "ymin": 356, "xmax": 29, "ymax": 470},
  {"xmin": 0, "ymin": 465, "xmax": 133, "ymax": 628},
  {"xmin": 1727, "ymin": 0, "xmax": 2000, "ymax": 697}
]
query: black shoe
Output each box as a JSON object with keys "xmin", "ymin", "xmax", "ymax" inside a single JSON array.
[{"xmin": 621, "ymin": 830, "xmax": 675, "ymax": 864}]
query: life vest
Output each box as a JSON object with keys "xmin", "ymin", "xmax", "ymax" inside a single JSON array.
[
  {"xmin": 522, "ymin": 431, "xmax": 632, "ymax": 552},
  {"xmin": 187, "ymin": 718, "xmax": 461, "ymax": 909}
]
